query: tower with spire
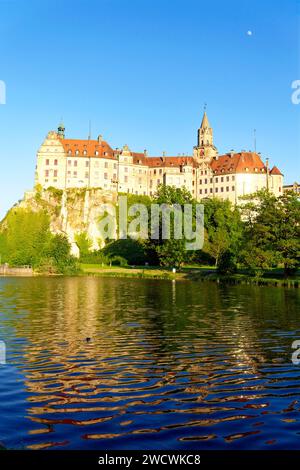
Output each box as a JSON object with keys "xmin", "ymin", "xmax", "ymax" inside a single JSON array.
[{"xmin": 193, "ymin": 109, "xmax": 218, "ymax": 162}]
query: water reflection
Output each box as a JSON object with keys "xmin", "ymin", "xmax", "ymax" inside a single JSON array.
[{"xmin": 0, "ymin": 277, "xmax": 299, "ymax": 449}]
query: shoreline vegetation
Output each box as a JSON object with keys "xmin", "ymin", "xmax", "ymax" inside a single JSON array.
[
  {"xmin": 1, "ymin": 264, "xmax": 298, "ymax": 289},
  {"xmin": 0, "ymin": 186, "xmax": 299, "ymax": 288},
  {"xmin": 79, "ymin": 264, "xmax": 300, "ymax": 288}
]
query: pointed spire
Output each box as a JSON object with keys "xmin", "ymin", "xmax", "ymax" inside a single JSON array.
[{"xmin": 200, "ymin": 111, "xmax": 210, "ymax": 129}]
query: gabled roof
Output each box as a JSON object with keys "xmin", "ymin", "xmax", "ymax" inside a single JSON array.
[{"xmin": 60, "ymin": 138, "xmax": 116, "ymax": 159}]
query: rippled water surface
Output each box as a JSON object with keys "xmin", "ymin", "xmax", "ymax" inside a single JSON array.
[{"xmin": 0, "ymin": 277, "xmax": 300, "ymax": 450}]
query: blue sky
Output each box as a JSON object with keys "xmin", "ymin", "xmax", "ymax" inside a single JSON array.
[{"xmin": 0, "ymin": 0, "xmax": 299, "ymax": 218}]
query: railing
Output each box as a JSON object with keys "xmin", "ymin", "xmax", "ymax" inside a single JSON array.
[{"xmin": 0, "ymin": 265, "xmax": 33, "ymax": 276}]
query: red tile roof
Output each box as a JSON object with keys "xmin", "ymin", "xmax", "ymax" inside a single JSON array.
[
  {"xmin": 60, "ymin": 138, "xmax": 116, "ymax": 159},
  {"xmin": 210, "ymin": 152, "xmax": 268, "ymax": 175},
  {"xmin": 270, "ymin": 165, "xmax": 283, "ymax": 176}
]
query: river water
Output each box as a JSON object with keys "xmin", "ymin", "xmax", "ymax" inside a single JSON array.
[{"xmin": 0, "ymin": 277, "xmax": 299, "ymax": 450}]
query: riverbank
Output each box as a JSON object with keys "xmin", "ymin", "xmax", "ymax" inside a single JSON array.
[{"xmin": 80, "ymin": 264, "xmax": 300, "ymax": 288}]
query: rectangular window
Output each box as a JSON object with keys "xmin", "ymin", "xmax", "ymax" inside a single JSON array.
[
  {"xmin": 221, "ymin": 187, "xmax": 224, "ymax": 192},
  {"xmin": 124, "ymin": 175, "xmax": 128, "ymax": 183},
  {"xmin": 85, "ymin": 172, "xmax": 89, "ymax": 179},
  {"xmin": 104, "ymin": 162, "xmax": 108, "ymax": 168},
  {"xmin": 54, "ymin": 159, "xmax": 58, "ymax": 166},
  {"xmin": 215, "ymin": 177, "xmax": 218, "ymax": 183},
  {"xmin": 215, "ymin": 187, "xmax": 218, "ymax": 193},
  {"xmin": 124, "ymin": 167, "xmax": 128, "ymax": 173},
  {"xmin": 73, "ymin": 171, "xmax": 77, "ymax": 177},
  {"xmin": 45, "ymin": 170, "xmax": 49, "ymax": 177},
  {"xmin": 199, "ymin": 179, "xmax": 202, "ymax": 185},
  {"xmin": 205, "ymin": 179, "xmax": 208, "ymax": 184},
  {"xmin": 113, "ymin": 163, "xmax": 117, "ymax": 169},
  {"xmin": 68, "ymin": 160, "xmax": 72, "ymax": 166},
  {"xmin": 210, "ymin": 178, "xmax": 213, "ymax": 184},
  {"xmin": 46, "ymin": 159, "xmax": 50, "ymax": 166},
  {"xmin": 232, "ymin": 175, "xmax": 235, "ymax": 181},
  {"xmin": 86, "ymin": 161, "xmax": 89, "ymax": 167},
  {"xmin": 221, "ymin": 177, "xmax": 224, "ymax": 182},
  {"xmin": 113, "ymin": 173, "xmax": 117, "ymax": 180},
  {"xmin": 226, "ymin": 186, "xmax": 229, "ymax": 192},
  {"xmin": 199, "ymin": 189, "xmax": 202, "ymax": 194},
  {"xmin": 205, "ymin": 188, "xmax": 208, "ymax": 194},
  {"xmin": 210, "ymin": 188, "xmax": 213, "ymax": 193},
  {"xmin": 104, "ymin": 173, "xmax": 108, "ymax": 180},
  {"xmin": 226, "ymin": 176, "xmax": 229, "ymax": 182},
  {"xmin": 74, "ymin": 160, "xmax": 78, "ymax": 167},
  {"xmin": 54, "ymin": 170, "xmax": 58, "ymax": 177},
  {"xmin": 232, "ymin": 186, "xmax": 235, "ymax": 191}
]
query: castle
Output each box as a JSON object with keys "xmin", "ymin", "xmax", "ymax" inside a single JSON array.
[{"xmin": 35, "ymin": 112, "xmax": 283, "ymax": 204}]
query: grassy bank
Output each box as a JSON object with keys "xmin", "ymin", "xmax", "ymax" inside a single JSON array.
[{"xmin": 80, "ymin": 264, "xmax": 300, "ymax": 288}]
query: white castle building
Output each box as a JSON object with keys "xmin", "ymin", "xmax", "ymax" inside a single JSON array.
[{"xmin": 35, "ymin": 112, "xmax": 283, "ymax": 204}]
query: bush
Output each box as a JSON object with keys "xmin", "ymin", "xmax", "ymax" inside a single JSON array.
[{"xmin": 110, "ymin": 256, "xmax": 128, "ymax": 267}]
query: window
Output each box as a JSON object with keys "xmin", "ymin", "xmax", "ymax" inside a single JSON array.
[
  {"xmin": 54, "ymin": 170, "xmax": 58, "ymax": 177},
  {"xmin": 73, "ymin": 171, "xmax": 77, "ymax": 177},
  {"xmin": 221, "ymin": 187, "xmax": 224, "ymax": 192},
  {"xmin": 124, "ymin": 167, "xmax": 128, "ymax": 173},
  {"xmin": 74, "ymin": 160, "xmax": 78, "ymax": 167},
  {"xmin": 54, "ymin": 159, "xmax": 58, "ymax": 166},
  {"xmin": 215, "ymin": 187, "xmax": 218, "ymax": 193},
  {"xmin": 221, "ymin": 177, "xmax": 224, "ymax": 182},
  {"xmin": 226, "ymin": 176, "xmax": 229, "ymax": 182},
  {"xmin": 45, "ymin": 170, "xmax": 49, "ymax": 177},
  {"xmin": 75, "ymin": 150, "xmax": 79, "ymax": 155},
  {"xmin": 46, "ymin": 159, "xmax": 50, "ymax": 166},
  {"xmin": 226, "ymin": 186, "xmax": 229, "ymax": 192},
  {"xmin": 95, "ymin": 151, "xmax": 99, "ymax": 156},
  {"xmin": 157, "ymin": 179, "xmax": 161, "ymax": 184},
  {"xmin": 85, "ymin": 172, "xmax": 89, "ymax": 179},
  {"xmin": 68, "ymin": 160, "xmax": 71, "ymax": 166},
  {"xmin": 205, "ymin": 179, "xmax": 208, "ymax": 184},
  {"xmin": 159, "ymin": 169, "xmax": 162, "ymax": 174},
  {"xmin": 232, "ymin": 186, "xmax": 235, "ymax": 191},
  {"xmin": 124, "ymin": 175, "xmax": 128, "ymax": 183},
  {"xmin": 215, "ymin": 177, "xmax": 218, "ymax": 183},
  {"xmin": 104, "ymin": 173, "xmax": 108, "ymax": 180},
  {"xmin": 210, "ymin": 178, "xmax": 213, "ymax": 184},
  {"xmin": 154, "ymin": 169, "xmax": 157, "ymax": 175},
  {"xmin": 114, "ymin": 163, "xmax": 117, "ymax": 169},
  {"xmin": 199, "ymin": 189, "xmax": 202, "ymax": 194},
  {"xmin": 86, "ymin": 161, "xmax": 89, "ymax": 167},
  {"xmin": 113, "ymin": 174, "xmax": 117, "ymax": 180},
  {"xmin": 67, "ymin": 171, "xmax": 71, "ymax": 176},
  {"xmin": 205, "ymin": 189, "xmax": 208, "ymax": 194},
  {"xmin": 83, "ymin": 150, "xmax": 87, "ymax": 155},
  {"xmin": 104, "ymin": 162, "xmax": 108, "ymax": 169},
  {"xmin": 199, "ymin": 179, "xmax": 202, "ymax": 185},
  {"xmin": 232, "ymin": 175, "xmax": 235, "ymax": 181}
]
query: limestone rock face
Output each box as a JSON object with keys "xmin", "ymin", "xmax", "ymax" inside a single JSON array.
[{"xmin": 18, "ymin": 187, "xmax": 118, "ymax": 257}]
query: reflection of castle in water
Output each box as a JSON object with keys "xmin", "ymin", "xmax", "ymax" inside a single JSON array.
[{"xmin": 4, "ymin": 277, "xmax": 292, "ymax": 448}]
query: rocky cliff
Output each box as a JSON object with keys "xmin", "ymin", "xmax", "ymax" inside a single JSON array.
[{"xmin": 16, "ymin": 187, "xmax": 118, "ymax": 257}]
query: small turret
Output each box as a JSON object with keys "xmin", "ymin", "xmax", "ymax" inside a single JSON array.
[{"xmin": 57, "ymin": 121, "xmax": 65, "ymax": 139}]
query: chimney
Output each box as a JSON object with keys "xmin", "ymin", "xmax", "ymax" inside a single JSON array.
[
  {"xmin": 144, "ymin": 149, "xmax": 148, "ymax": 156},
  {"xmin": 97, "ymin": 135, "xmax": 103, "ymax": 143}
]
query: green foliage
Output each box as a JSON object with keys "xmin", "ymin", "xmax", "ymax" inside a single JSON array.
[
  {"xmin": 0, "ymin": 208, "xmax": 79, "ymax": 274},
  {"xmin": 110, "ymin": 255, "xmax": 128, "ymax": 267},
  {"xmin": 240, "ymin": 190, "xmax": 300, "ymax": 277},
  {"xmin": 202, "ymin": 198, "xmax": 243, "ymax": 267},
  {"xmin": 75, "ymin": 232, "xmax": 93, "ymax": 257},
  {"xmin": 102, "ymin": 239, "xmax": 149, "ymax": 265}
]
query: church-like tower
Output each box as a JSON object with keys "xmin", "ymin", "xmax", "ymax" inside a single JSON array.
[{"xmin": 193, "ymin": 110, "xmax": 218, "ymax": 162}]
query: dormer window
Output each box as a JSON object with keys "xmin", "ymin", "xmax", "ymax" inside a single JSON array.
[
  {"xmin": 83, "ymin": 150, "xmax": 87, "ymax": 155},
  {"xmin": 95, "ymin": 151, "xmax": 99, "ymax": 156},
  {"xmin": 68, "ymin": 150, "xmax": 72, "ymax": 154},
  {"xmin": 75, "ymin": 150, "xmax": 79, "ymax": 155}
]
